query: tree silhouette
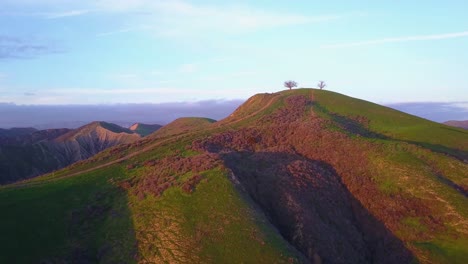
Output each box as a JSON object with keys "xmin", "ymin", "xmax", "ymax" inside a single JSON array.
[
  {"xmin": 317, "ymin": 81, "xmax": 326, "ymax": 90},
  {"xmin": 284, "ymin": 80, "xmax": 298, "ymax": 90}
]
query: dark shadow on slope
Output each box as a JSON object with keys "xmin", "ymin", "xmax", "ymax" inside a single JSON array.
[
  {"xmin": 314, "ymin": 103, "xmax": 388, "ymax": 140},
  {"xmin": 37, "ymin": 180, "xmax": 137, "ymax": 263},
  {"xmin": 221, "ymin": 151, "xmax": 415, "ymax": 264},
  {"xmin": 432, "ymin": 172, "xmax": 468, "ymax": 198}
]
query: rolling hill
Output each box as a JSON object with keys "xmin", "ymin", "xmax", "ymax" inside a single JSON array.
[
  {"xmin": 0, "ymin": 89, "xmax": 467, "ymax": 263},
  {"xmin": 0, "ymin": 122, "xmax": 140, "ymax": 184}
]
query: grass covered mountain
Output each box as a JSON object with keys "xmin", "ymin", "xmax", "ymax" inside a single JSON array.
[
  {"xmin": 0, "ymin": 121, "xmax": 141, "ymax": 184},
  {"xmin": 0, "ymin": 89, "xmax": 467, "ymax": 263},
  {"xmin": 444, "ymin": 120, "xmax": 468, "ymax": 129}
]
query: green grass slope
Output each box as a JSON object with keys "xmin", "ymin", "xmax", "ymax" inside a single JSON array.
[
  {"xmin": 150, "ymin": 117, "xmax": 216, "ymax": 139},
  {"xmin": 0, "ymin": 88, "xmax": 467, "ymax": 263}
]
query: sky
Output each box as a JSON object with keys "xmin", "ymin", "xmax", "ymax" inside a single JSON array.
[{"xmin": 1, "ymin": 0, "xmax": 468, "ymax": 108}]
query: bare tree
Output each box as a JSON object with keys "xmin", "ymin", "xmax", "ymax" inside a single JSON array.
[
  {"xmin": 317, "ymin": 81, "xmax": 326, "ymax": 90},
  {"xmin": 284, "ymin": 80, "xmax": 298, "ymax": 90}
]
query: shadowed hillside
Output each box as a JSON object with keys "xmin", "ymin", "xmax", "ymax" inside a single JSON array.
[{"xmin": 0, "ymin": 89, "xmax": 467, "ymax": 263}]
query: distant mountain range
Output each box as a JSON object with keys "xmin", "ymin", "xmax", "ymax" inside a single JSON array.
[
  {"xmin": 0, "ymin": 122, "xmax": 161, "ymax": 184},
  {"xmin": 444, "ymin": 120, "xmax": 468, "ymax": 129}
]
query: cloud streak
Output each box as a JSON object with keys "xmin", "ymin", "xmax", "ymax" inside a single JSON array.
[
  {"xmin": 45, "ymin": 9, "xmax": 91, "ymax": 19},
  {"xmin": 323, "ymin": 31, "xmax": 468, "ymax": 48},
  {"xmin": 0, "ymin": 36, "xmax": 62, "ymax": 59}
]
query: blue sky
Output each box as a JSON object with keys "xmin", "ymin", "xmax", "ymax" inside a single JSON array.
[{"xmin": 1, "ymin": 0, "xmax": 468, "ymax": 105}]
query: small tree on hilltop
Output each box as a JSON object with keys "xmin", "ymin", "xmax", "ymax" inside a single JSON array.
[
  {"xmin": 317, "ymin": 81, "xmax": 326, "ymax": 90},
  {"xmin": 284, "ymin": 80, "xmax": 298, "ymax": 90}
]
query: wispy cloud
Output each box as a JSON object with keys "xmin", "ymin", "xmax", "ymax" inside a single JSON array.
[
  {"xmin": 95, "ymin": 0, "xmax": 338, "ymax": 37},
  {"xmin": 45, "ymin": 9, "xmax": 91, "ymax": 19},
  {"xmin": 0, "ymin": 36, "xmax": 63, "ymax": 59},
  {"xmin": 323, "ymin": 31, "xmax": 468, "ymax": 48}
]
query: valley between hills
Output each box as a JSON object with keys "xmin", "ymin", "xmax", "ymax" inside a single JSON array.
[{"xmin": 0, "ymin": 88, "xmax": 467, "ymax": 263}]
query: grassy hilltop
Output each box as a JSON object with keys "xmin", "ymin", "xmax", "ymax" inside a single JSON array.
[{"xmin": 0, "ymin": 88, "xmax": 467, "ymax": 263}]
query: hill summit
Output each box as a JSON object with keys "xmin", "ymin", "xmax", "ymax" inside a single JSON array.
[{"xmin": 0, "ymin": 89, "xmax": 467, "ymax": 263}]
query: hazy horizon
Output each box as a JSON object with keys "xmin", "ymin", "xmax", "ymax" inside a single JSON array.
[
  {"xmin": 1, "ymin": 97, "xmax": 467, "ymax": 129},
  {"xmin": 0, "ymin": 99, "xmax": 244, "ymax": 129}
]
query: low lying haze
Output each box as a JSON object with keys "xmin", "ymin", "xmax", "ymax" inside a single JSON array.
[
  {"xmin": 1, "ymin": 100, "xmax": 467, "ymax": 129},
  {"xmin": 0, "ymin": 100, "xmax": 243, "ymax": 129}
]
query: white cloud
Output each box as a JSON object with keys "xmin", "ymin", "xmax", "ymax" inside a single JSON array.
[
  {"xmin": 323, "ymin": 31, "xmax": 468, "ymax": 48},
  {"xmin": 45, "ymin": 9, "xmax": 91, "ymax": 19}
]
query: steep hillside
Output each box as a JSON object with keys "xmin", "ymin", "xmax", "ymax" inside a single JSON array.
[
  {"xmin": 444, "ymin": 120, "xmax": 468, "ymax": 129},
  {"xmin": 129, "ymin": 123, "xmax": 162, "ymax": 136},
  {"xmin": 0, "ymin": 122, "xmax": 140, "ymax": 184},
  {"xmin": 0, "ymin": 89, "xmax": 467, "ymax": 263}
]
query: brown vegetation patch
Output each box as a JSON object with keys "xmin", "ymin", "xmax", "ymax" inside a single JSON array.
[{"xmin": 128, "ymin": 153, "xmax": 221, "ymax": 199}]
